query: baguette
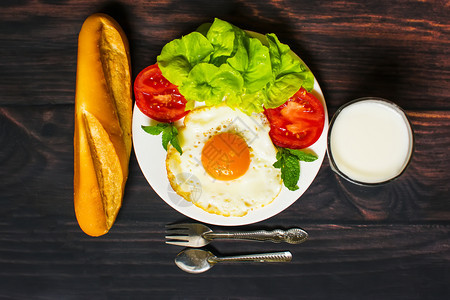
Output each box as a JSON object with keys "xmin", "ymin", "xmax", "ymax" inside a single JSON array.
[{"xmin": 74, "ymin": 13, "xmax": 132, "ymax": 236}]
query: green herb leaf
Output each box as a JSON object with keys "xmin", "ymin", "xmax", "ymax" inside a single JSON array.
[
  {"xmin": 170, "ymin": 127, "xmax": 183, "ymax": 155},
  {"xmin": 161, "ymin": 126, "xmax": 172, "ymax": 151},
  {"xmin": 273, "ymin": 159, "xmax": 283, "ymax": 169},
  {"xmin": 141, "ymin": 123, "xmax": 169, "ymax": 135},
  {"xmin": 282, "ymin": 154, "xmax": 300, "ymax": 191},
  {"xmin": 287, "ymin": 149, "xmax": 318, "ymax": 162},
  {"xmin": 141, "ymin": 123, "xmax": 183, "ymax": 155},
  {"xmin": 273, "ymin": 147, "xmax": 318, "ymax": 191}
]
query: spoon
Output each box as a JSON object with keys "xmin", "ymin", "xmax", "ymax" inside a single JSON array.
[{"xmin": 175, "ymin": 248, "xmax": 292, "ymax": 274}]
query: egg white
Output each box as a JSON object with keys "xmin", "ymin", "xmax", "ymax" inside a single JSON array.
[{"xmin": 166, "ymin": 105, "xmax": 282, "ymax": 217}]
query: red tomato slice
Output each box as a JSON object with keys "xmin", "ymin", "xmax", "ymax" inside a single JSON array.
[
  {"xmin": 134, "ymin": 64, "xmax": 189, "ymax": 122},
  {"xmin": 264, "ymin": 88, "xmax": 325, "ymax": 149}
]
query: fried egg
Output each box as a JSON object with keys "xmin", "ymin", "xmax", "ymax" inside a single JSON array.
[{"xmin": 166, "ymin": 105, "xmax": 282, "ymax": 217}]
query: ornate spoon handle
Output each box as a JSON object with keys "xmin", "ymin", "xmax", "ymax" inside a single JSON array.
[
  {"xmin": 210, "ymin": 251, "xmax": 292, "ymax": 264},
  {"xmin": 204, "ymin": 228, "xmax": 308, "ymax": 244}
]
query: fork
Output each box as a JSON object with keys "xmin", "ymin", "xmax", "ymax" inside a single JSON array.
[{"xmin": 165, "ymin": 223, "xmax": 308, "ymax": 247}]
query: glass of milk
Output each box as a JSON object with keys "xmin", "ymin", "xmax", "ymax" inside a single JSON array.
[{"xmin": 327, "ymin": 97, "xmax": 414, "ymax": 185}]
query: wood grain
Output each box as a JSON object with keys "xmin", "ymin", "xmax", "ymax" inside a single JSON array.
[
  {"xmin": 0, "ymin": 221, "xmax": 448, "ymax": 299},
  {"xmin": 1, "ymin": 106, "xmax": 449, "ymax": 223},
  {"xmin": 0, "ymin": 0, "xmax": 449, "ymax": 298},
  {"xmin": 0, "ymin": 0, "xmax": 448, "ymax": 109}
]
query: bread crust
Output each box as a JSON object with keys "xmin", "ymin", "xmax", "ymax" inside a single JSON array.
[{"xmin": 74, "ymin": 13, "xmax": 132, "ymax": 236}]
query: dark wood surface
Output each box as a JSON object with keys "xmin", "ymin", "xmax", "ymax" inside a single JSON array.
[{"xmin": 1, "ymin": 0, "xmax": 449, "ymax": 299}]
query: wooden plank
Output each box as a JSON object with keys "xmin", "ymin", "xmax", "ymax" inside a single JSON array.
[
  {"xmin": 0, "ymin": 0, "xmax": 448, "ymax": 108},
  {"xmin": 0, "ymin": 222, "xmax": 448, "ymax": 298},
  {"xmin": 1, "ymin": 105, "xmax": 449, "ymax": 224},
  {"xmin": 0, "ymin": 1, "xmax": 449, "ymax": 298}
]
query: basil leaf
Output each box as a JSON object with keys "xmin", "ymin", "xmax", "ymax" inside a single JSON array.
[
  {"xmin": 288, "ymin": 149, "xmax": 318, "ymax": 162},
  {"xmin": 142, "ymin": 123, "xmax": 183, "ymax": 155},
  {"xmin": 281, "ymin": 154, "xmax": 300, "ymax": 191},
  {"xmin": 161, "ymin": 126, "xmax": 172, "ymax": 151},
  {"xmin": 141, "ymin": 123, "xmax": 169, "ymax": 135},
  {"xmin": 273, "ymin": 147, "xmax": 317, "ymax": 191},
  {"xmin": 170, "ymin": 135, "xmax": 183, "ymax": 155},
  {"xmin": 273, "ymin": 159, "xmax": 283, "ymax": 169}
]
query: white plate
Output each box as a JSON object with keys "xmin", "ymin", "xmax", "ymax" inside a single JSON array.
[{"xmin": 132, "ymin": 35, "xmax": 329, "ymax": 226}]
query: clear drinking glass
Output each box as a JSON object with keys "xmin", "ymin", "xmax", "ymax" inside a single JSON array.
[{"xmin": 327, "ymin": 97, "xmax": 414, "ymax": 186}]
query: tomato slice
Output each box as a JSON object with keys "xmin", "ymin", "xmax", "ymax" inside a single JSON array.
[
  {"xmin": 264, "ymin": 88, "xmax": 325, "ymax": 149},
  {"xmin": 134, "ymin": 64, "xmax": 189, "ymax": 122}
]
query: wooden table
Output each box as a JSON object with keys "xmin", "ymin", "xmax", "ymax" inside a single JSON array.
[{"xmin": 1, "ymin": 0, "xmax": 449, "ymax": 298}]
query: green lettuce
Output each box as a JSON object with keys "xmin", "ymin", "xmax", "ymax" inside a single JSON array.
[
  {"xmin": 157, "ymin": 18, "xmax": 314, "ymax": 114},
  {"xmin": 228, "ymin": 33, "xmax": 272, "ymax": 93},
  {"xmin": 264, "ymin": 33, "xmax": 314, "ymax": 108},
  {"xmin": 157, "ymin": 32, "xmax": 213, "ymax": 86},
  {"xmin": 179, "ymin": 63, "xmax": 244, "ymax": 109},
  {"xmin": 206, "ymin": 18, "xmax": 236, "ymax": 65}
]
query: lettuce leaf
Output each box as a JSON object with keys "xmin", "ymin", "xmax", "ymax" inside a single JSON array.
[
  {"xmin": 206, "ymin": 18, "xmax": 237, "ymax": 65},
  {"xmin": 264, "ymin": 33, "xmax": 314, "ymax": 108},
  {"xmin": 156, "ymin": 18, "xmax": 314, "ymax": 114},
  {"xmin": 157, "ymin": 32, "xmax": 214, "ymax": 86},
  {"xmin": 228, "ymin": 35, "xmax": 272, "ymax": 93},
  {"xmin": 196, "ymin": 22, "xmax": 212, "ymax": 37},
  {"xmin": 238, "ymin": 89, "xmax": 268, "ymax": 115},
  {"xmin": 179, "ymin": 63, "xmax": 244, "ymax": 107}
]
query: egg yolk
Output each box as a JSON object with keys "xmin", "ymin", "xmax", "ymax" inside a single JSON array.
[{"xmin": 201, "ymin": 132, "xmax": 250, "ymax": 181}]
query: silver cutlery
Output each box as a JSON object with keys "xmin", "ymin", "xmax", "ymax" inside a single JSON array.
[
  {"xmin": 175, "ymin": 248, "xmax": 292, "ymax": 273},
  {"xmin": 166, "ymin": 223, "xmax": 308, "ymax": 247}
]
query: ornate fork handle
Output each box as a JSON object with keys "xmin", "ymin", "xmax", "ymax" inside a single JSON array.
[
  {"xmin": 203, "ymin": 228, "xmax": 308, "ymax": 244},
  {"xmin": 210, "ymin": 251, "xmax": 292, "ymax": 264}
]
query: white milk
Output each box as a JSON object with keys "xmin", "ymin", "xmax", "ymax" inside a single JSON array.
[{"xmin": 328, "ymin": 99, "xmax": 413, "ymax": 184}]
